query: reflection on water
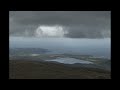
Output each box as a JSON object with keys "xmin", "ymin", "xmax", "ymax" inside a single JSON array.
[{"xmin": 45, "ymin": 57, "xmax": 93, "ymax": 64}]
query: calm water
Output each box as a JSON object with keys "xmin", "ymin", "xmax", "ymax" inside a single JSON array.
[
  {"xmin": 9, "ymin": 37, "xmax": 111, "ymax": 59},
  {"xmin": 45, "ymin": 57, "xmax": 93, "ymax": 64}
]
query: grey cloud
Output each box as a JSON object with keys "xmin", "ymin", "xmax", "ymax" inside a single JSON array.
[{"xmin": 9, "ymin": 11, "xmax": 111, "ymax": 38}]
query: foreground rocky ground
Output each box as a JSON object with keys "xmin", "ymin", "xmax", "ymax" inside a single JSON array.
[{"xmin": 9, "ymin": 60, "xmax": 111, "ymax": 79}]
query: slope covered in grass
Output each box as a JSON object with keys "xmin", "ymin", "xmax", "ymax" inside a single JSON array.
[{"xmin": 9, "ymin": 60, "xmax": 111, "ymax": 79}]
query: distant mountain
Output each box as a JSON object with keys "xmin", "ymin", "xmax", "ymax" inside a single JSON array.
[{"xmin": 9, "ymin": 48, "xmax": 50, "ymax": 55}]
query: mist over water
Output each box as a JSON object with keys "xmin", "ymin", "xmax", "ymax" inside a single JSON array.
[
  {"xmin": 9, "ymin": 11, "xmax": 111, "ymax": 59},
  {"xmin": 9, "ymin": 11, "xmax": 111, "ymax": 79},
  {"xmin": 9, "ymin": 37, "xmax": 111, "ymax": 59}
]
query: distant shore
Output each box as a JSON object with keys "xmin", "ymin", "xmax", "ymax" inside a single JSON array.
[{"xmin": 9, "ymin": 60, "xmax": 111, "ymax": 79}]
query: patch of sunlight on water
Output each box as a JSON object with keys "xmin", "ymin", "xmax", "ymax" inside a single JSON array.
[{"xmin": 45, "ymin": 57, "xmax": 93, "ymax": 64}]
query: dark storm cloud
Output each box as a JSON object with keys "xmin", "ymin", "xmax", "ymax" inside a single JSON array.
[{"xmin": 9, "ymin": 11, "xmax": 111, "ymax": 38}]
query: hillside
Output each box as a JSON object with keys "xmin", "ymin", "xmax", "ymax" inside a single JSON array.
[{"xmin": 9, "ymin": 60, "xmax": 111, "ymax": 79}]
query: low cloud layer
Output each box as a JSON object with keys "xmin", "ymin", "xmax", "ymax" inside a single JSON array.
[{"xmin": 9, "ymin": 11, "xmax": 111, "ymax": 38}]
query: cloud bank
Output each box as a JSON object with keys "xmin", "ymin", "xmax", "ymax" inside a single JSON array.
[
  {"xmin": 9, "ymin": 11, "xmax": 111, "ymax": 38},
  {"xmin": 35, "ymin": 25, "xmax": 68, "ymax": 38}
]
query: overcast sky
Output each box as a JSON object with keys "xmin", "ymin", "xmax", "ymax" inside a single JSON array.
[{"xmin": 9, "ymin": 11, "xmax": 111, "ymax": 38}]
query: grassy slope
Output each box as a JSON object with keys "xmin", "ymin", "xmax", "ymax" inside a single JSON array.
[{"xmin": 9, "ymin": 60, "xmax": 111, "ymax": 79}]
